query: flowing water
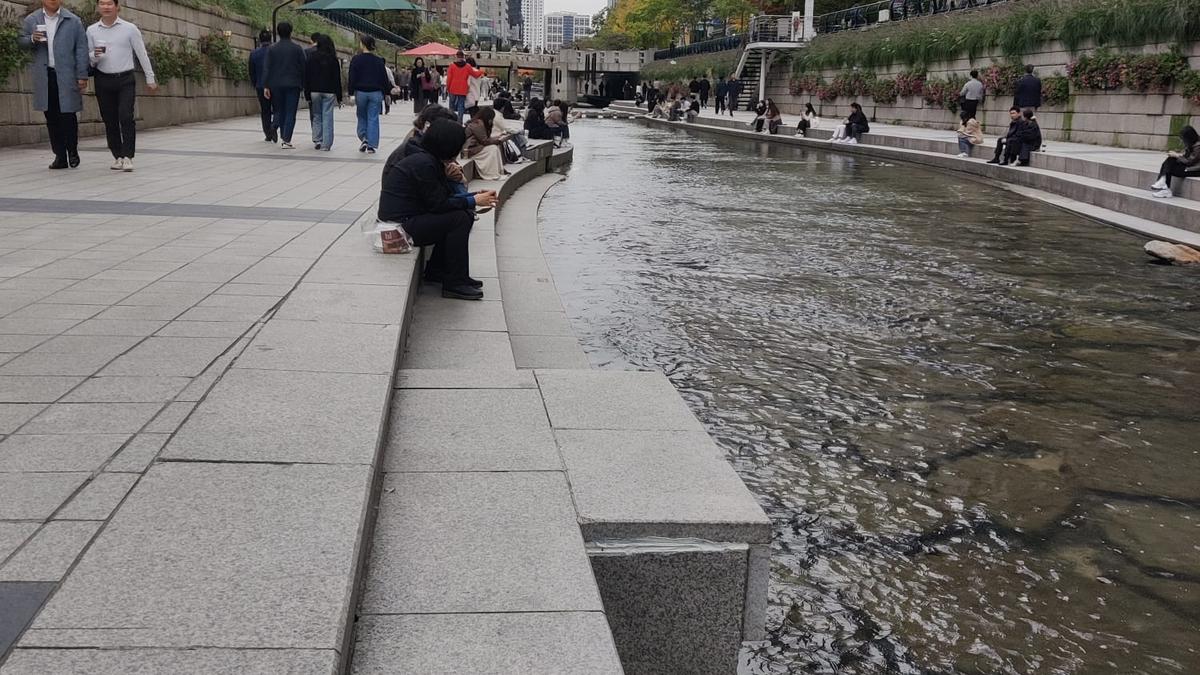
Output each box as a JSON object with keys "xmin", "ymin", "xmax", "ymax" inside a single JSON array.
[{"xmin": 538, "ymin": 120, "xmax": 1200, "ymax": 674}]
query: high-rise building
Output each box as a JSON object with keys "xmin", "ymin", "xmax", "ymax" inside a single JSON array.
[
  {"xmin": 520, "ymin": 0, "xmax": 544, "ymax": 50},
  {"xmin": 461, "ymin": 0, "xmax": 477, "ymax": 35},
  {"xmin": 427, "ymin": 0, "xmax": 464, "ymax": 33},
  {"xmin": 508, "ymin": 0, "xmax": 522, "ymax": 44},
  {"xmin": 544, "ymin": 11, "xmax": 591, "ymax": 52}
]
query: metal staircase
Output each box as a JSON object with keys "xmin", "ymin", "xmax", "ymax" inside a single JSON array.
[{"xmin": 734, "ymin": 49, "xmax": 763, "ymax": 110}]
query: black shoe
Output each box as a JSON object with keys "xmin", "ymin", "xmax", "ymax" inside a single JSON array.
[
  {"xmin": 442, "ymin": 284, "xmax": 483, "ymax": 300},
  {"xmin": 359, "ymin": 142, "xmax": 368, "ymax": 152},
  {"xmin": 986, "ymin": 158, "xmax": 1000, "ymax": 165},
  {"xmin": 67, "ymin": 150, "xmax": 80, "ymax": 168},
  {"xmin": 425, "ymin": 274, "xmax": 483, "ymax": 288},
  {"xmin": 49, "ymin": 156, "xmax": 68, "ymax": 169}
]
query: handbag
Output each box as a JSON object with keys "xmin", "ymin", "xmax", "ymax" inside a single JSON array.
[{"xmin": 501, "ymin": 139, "xmax": 522, "ymax": 164}]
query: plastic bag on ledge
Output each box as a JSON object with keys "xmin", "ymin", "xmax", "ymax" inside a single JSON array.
[{"xmin": 365, "ymin": 220, "xmax": 414, "ymax": 254}]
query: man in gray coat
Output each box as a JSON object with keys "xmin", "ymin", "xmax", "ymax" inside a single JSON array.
[{"xmin": 19, "ymin": 0, "xmax": 90, "ymax": 169}]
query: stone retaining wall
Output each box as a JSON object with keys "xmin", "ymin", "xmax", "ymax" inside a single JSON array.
[
  {"xmin": 764, "ymin": 40, "xmax": 1200, "ymax": 151},
  {"xmin": 0, "ymin": 0, "xmax": 349, "ymax": 147}
]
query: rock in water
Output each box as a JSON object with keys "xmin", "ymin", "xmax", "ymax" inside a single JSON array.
[{"xmin": 1144, "ymin": 240, "xmax": 1200, "ymax": 264}]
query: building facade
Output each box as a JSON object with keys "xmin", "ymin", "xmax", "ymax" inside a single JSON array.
[
  {"xmin": 544, "ymin": 12, "xmax": 592, "ymax": 52},
  {"xmin": 427, "ymin": 0, "xmax": 463, "ymax": 34},
  {"xmin": 520, "ymin": 0, "xmax": 545, "ymax": 50}
]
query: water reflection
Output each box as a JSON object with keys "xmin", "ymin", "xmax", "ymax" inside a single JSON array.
[{"xmin": 539, "ymin": 121, "xmax": 1200, "ymax": 674}]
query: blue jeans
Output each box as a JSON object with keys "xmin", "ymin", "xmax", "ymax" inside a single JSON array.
[
  {"xmin": 957, "ymin": 137, "xmax": 972, "ymax": 155},
  {"xmin": 311, "ymin": 92, "xmax": 336, "ymax": 150},
  {"xmin": 449, "ymin": 93, "xmax": 466, "ymax": 121},
  {"xmin": 271, "ymin": 87, "xmax": 301, "ymax": 143},
  {"xmin": 355, "ymin": 90, "xmax": 383, "ymax": 149}
]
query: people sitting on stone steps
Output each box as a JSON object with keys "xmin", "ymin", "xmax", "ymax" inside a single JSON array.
[
  {"xmin": 395, "ymin": 104, "xmax": 492, "ymax": 217},
  {"xmin": 1149, "ymin": 125, "xmax": 1200, "ymax": 199},
  {"xmin": 765, "ymin": 100, "xmax": 783, "ymax": 135},
  {"xmin": 753, "ymin": 100, "xmax": 768, "ymax": 132},
  {"xmin": 955, "ymin": 110, "xmax": 983, "ymax": 157},
  {"xmin": 686, "ymin": 96, "xmax": 700, "ymax": 122},
  {"xmin": 796, "ymin": 103, "xmax": 819, "ymax": 136},
  {"xmin": 829, "ymin": 102, "xmax": 869, "ymax": 144},
  {"xmin": 524, "ymin": 97, "xmax": 554, "ymax": 140},
  {"xmin": 987, "ymin": 107, "xmax": 1042, "ymax": 166},
  {"xmin": 379, "ymin": 119, "xmax": 497, "ymax": 301},
  {"xmin": 464, "ymin": 106, "xmax": 510, "ymax": 181}
]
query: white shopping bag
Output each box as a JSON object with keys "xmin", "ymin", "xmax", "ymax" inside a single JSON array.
[{"xmin": 365, "ymin": 220, "xmax": 414, "ymax": 254}]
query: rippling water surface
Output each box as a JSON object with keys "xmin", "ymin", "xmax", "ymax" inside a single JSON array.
[{"xmin": 538, "ymin": 121, "xmax": 1200, "ymax": 674}]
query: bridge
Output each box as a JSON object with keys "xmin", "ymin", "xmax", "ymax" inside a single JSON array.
[{"xmin": 419, "ymin": 49, "xmax": 652, "ymax": 104}]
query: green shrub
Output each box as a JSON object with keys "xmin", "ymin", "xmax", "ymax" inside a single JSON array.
[
  {"xmin": 868, "ymin": 77, "xmax": 897, "ymax": 103},
  {"xmin": 199, "ymin": 32, "xmax": 248, "ymax": 82},
  {"xmin": 1067, "ymin": 49, "xmax": 1188, "ymax": 92},
  {"xmin": 1180, "ymin": 69, "xmax": 1200, "ymax": 107},
  {"xmin": 0, "ymin": 19, "xmax": 30, "ymax": 85},
  {"xmin": 150, "ymin": 40, "xmax": 209, "ymax": 85},
  {"xmin": 1041, "ymin": 74, "xmax": 1070, "ymax": 107},
  {"xmin": 640, "ymin": 51, "xmax": 741, "ymax": 81}
]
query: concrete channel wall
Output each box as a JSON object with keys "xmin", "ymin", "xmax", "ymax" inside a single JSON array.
[{"xmin": 764, "ymin": 41, "xmax": 1200, "ymax": 152}]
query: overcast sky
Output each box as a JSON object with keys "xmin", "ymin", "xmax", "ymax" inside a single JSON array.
[{"xmin": 544, "ymin": 0, "xmax": 607, "ymax": 18}]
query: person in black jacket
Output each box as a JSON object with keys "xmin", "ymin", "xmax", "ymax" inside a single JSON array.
[
  {"xmin": 524, "ymin": 97, "xmax": 553, "ymax": 140},
  {"xmin": 304, "ymin": 34, "xmax": 341, "ymax": 151},
  {"xmin": 348, "ymin": 34, "xmax": 388, "ymax": 153},
  {"xmin": 753, "ymin": 100, "xmax": 768, "ymax": 132},
  {"xmin": 831, "ymin": 102, "xmax": 869, "ymax": 143},
  {"xmin": 410, "ymin": 57, "xmax": 429, "ymax": 113},
  {"xmin": 247, "ymin": 31, "xmax": 274, "ymax": 142},
  {"xmin": 1013, "ymin": 65, "xmax": 1041, "ymax": 111},
  {"xmin": 1009, "ymin": 109, "xmax": 1042, "ymax": 166},
  {"xmin": 1149, "ymin": 125, "xmax": 1200, "ymax": 198},
  {"xmin": 378, "ymin": 120, "xmax": 498, "ymax": 301},
  {"xmin": 987, "ymin": 107, "xmax": 1024, "ymax": 165},
  {"xmin": 698, "ymin": 77, "xmax": 711, "ymax": 108},
  {"xmin": 261, "ymin": 22, "xmax": 306, "ymax": 148}
]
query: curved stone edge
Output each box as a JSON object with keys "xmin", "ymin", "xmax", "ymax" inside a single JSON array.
[{"xmin": 630, "ymin": 113, "xmax": 1200, "ymax": 248}]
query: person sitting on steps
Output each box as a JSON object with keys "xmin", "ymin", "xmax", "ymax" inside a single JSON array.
[
  {"xmin": 1150, "ymin": 125, "xmax": 1200, "ymax": 198},
  {"xmin": 1008, "ymin": 108, "xmax": 1042, "ymax": 166},
  {"xmin": 955, "ymin": 110, "xmax": 983, "ymax": 157},
  {"xmin": 830, "ymin": 102, "xmax": 869, "ymax": 144},
  {"xmin": 987, "ymin": 107, "xmax": 1024, "ymax": 165},
  {"xmin": 753, "ymin": 99, "xmax": 768, "ymax": 132},
  {"xmin": 686, "ymin": 95, "xmax": 700, "ymax": 122},
  {"xmin": 765, "ymin": 99, "xmax": 783, "ymax": 135},
  {"xmin": 796, "ymin": 103, "xmax": 818, "ymax": 137}
]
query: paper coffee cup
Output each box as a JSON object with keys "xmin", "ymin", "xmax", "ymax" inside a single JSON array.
[
  {"xmin": 96, "ymin": 40, "xmax": 107, "ymax": 53},
  {"xmin": 35, "ymin": 23, "xmax": 46, "ymax": 35}
]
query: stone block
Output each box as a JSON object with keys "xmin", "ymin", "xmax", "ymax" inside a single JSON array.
[
  {"xmin": 18, "ymin": 462, "xmax": 370, "ymax": 650},
  {"xmin": 352, "ymin": 613, "xmax": 623, "ymax": 675},
  {"xmin": 535, "ymin": 370, "xmax": 705, "ymax": 432},
  {"xmin": 510, "ymin": 335, "xmax": 590, "ymax": 369},
  {"xmin": 304, "ymin": 256, "xmax": 415, "ymax": 286},
  {"xmin": 153, "ymin": 320, "xmax": 256, "ymax": 338},
  {"xmin": 104, "ymin": 433, "xmax": 169, "ymax": 473},
  {"xmin": 0, "ymin": 404, "xmax": 46, "ymax": 434},
  {"xmin": 143, "ymin": 401, "xmax": 196, "ymax": 433},
  {"xmin": 0, "ymin": 351, "xmax": 116, "ymax": 377},
  {"xmin": 62, "ymin": 376, "xmax": 190, "ymax": 403},
  {"xmin": 393, "ymin": 368, "xmax": 537, "ymax": 389},
  {"xmin": 100, "ymin": 336, "xmax": 234, "ymax": 377},
  {"xmin": 234, "ymin": 320, "xmax": 400, "ymax": 375},
  {"xmin": 589, "ymin": 546, "xmax": 749, "ymax": 675},
  {"xmin": 412, "ymin": 296, "xmax": 507, "ymax": 332},
  {"xmin": 0, "ymin": 523, "xmax": 38, "ymax": 562},
  {"xmin": 403, "ymin": 328, "xmax": 516, "ymax": 370},
  {"xmin": 54, "ymin": 473, "xmax": 139, "ymax": 521},
  {"xmin": 65, "ymin": 319, "xmax": 168, "ymax": 336},
  {"xmin": 163, "ymin": 369, "xmax": 387, "ymax": 464},
  {"xmin": 0, "ymin": 434, "xmax": 128, "ymax": 472},
  {"xmin": 385, "ymin": 389, "xmax": 561, "ymax": 473},
  {"xmin": 275, "ymin": 282, "xmax": 407, "ymax": 325},
  {"xmin": 504, "ymin": 309, "xmax": 576, "ymax": 337},
  {"xmin": 0, "ymin": 648, "xmax": 338, "ymax": 674},
  {"xmin": 0, "ymin": 473, "xmax": 88, "ymax": 520},
  {"xmin": 556, "ymin": 430, "xmax": 770, "ymax": 543},
  {"xmin": 360, "ymin": 472, "xmax": 601, "ymax": 614},
  {"xmin": 0, "ymin": 521, "xmax": 102, "ymax": 581},
  {"xmin": 21, "ymin": 402, "xmax": 162, "ymax": 436},
  {"xmin": 0, "ymin": 376, "xmax": 86, "ymax": 403}
]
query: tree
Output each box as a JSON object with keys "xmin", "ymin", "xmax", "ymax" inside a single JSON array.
[
  {"xmin": 415, "ymin": 20, "xmax": 462, "ymax": 46},
  {"xmin": 370, "ymin": 10, "xmax": 422, "ymax": 41}
]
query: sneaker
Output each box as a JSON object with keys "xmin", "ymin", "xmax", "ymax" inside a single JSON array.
[
  {"xmin": 110, "ymin": 158, "xmax": 124, "ymax": 170},
  {"xmin": 314, "ymin": 143, "xmax": 321, "ymax": 150},
  {"xmin": 956, "ymin": 152, "xmax": 968, "ymax": 158},
  {"xmin": 122, "ymin": 158, "xmax": 133, "ymax": 172},
  {"xmin": 366, "ymin": 147, "xmax": 376, "ymax": 154},
  {"xmin": 846, "ymin": 138, "xmax": 858, "ymax": 145},
  {"xmin": 1150, "ymin": 178, "xmax": 1168, "ymax": 190},
  {"xmin": 281, "ymin": 142, "xmax": 294, "ymax": 149},
  {"xmin": 1153, "ymin": 188, "xmax": 1173, "ymax": 199},
  {"xmin": 441, "ymin": 284, "xmax": 484, "ymax": 300},
  {"xmin": 359, "ymin": 142, "xmax": 368, "ymax": 152},
  {"xmin": 986, "ymin": 158, "xmax": 1000, "ymax": 165}
]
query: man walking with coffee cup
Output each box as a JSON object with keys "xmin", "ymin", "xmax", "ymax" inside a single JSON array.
[
  {"xmin": 87, "ymin": 0, "xmax": 156, "ymax": 172},
  {"xmin": 19, "ymin": 0, "xmax": 89, "ymax": 170}
]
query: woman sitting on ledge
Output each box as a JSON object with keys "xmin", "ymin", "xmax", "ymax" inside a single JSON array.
[
  {"xmin": 765, "ymin": 99, "xmax": 783, "ymax": 135},
  {"xmin": 1150, "ymin": 125, "xmax": 1200, "ymax": 199},
  {"xmin": 524, "ymin": 98, "xmax": 554, "ymax": 140},
  {"xmin": 955, "ymin": 110, "xmax": 983, "ymax": 157},
  {"xmin": 830, "ymin": 102, "xmax": 869, "ymax": 144},
  {"xmin": 378, "ymin": 119, "xmax": 497, "ymax": 301},
  {"xmin": 796, "ymin": 103, "xmax": 819, "ymax": 136},
  {"xmin": 464, "ymin": 107, "xmax": 508, "ymax": 180}
]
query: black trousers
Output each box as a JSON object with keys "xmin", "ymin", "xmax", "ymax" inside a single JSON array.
[
  {"xmin": 797, "ymin": 119, "xmax": 811, "ymax": 136},
  {"xmin": 728, "ymin": 93, "xmax": 738, "ymax": 114},
  {"xmin": 961, "ymin": 99, "xmax": 978, "ymax": 120},
  {"xmin": 754, "ymin": 117, "xmax": 765, "ymax": 132},
  {"xmin": 44, "ymin": 68, "xmax": 79, "ymax": 160},
  {"xmin": 992, "ymin": 138, "xmax": 1009, "ymax": 162},
  {"xmin": 714, "ymin": 95, "xmax": 725, "ymax": 115},
  {"xmin": 700, "ymin": 92, "xmax": 709, "ymax": 107},
  {"xmin": 95, "ymin": 71, "xmax": 137, "ymax": 159},
  {"xmin": 256, "ymin": 88, "xmax": 274, "ymax": 140},
  {"xmin": 405, "ymin": 210, "xmax": 473, "ymax": 285},
  {"xmin": 1158, "ymin": 157, "xmax": 1200, "ymax": 187}
]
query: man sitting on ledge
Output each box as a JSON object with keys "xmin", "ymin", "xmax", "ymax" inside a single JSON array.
[
  {"xmin": 987, "ymin": 106, "xmax": 1024, "ymax": 166},
  {"xmin": 379, "ymin": 119, "xmax": 497, "ymax": 301}
]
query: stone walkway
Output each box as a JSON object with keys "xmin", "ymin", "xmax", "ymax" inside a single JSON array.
[{"xmin": 0, "ymin": 106, "xmax": 410, "ymax": 669}]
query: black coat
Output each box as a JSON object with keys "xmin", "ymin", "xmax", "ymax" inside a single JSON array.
[
  {"xmin": 304, "ymin": 52, "xmax": 342, "ymax": 101},
  {"xmin": 262, "ymin": 38, "xmax": 306, "ymax": 91},
  {"xmin": 1016, "ymin": 119, "xmax": 1042, "ymax": 148},
  {"xmin": 1003, "ymin": 118, "xmax": 1024, "ymax": 141},
  {"xmin": 848, "ymin": 109, "xmax": 869, "ymax": 133},
  {"xmin": 379, "ymin": 145, "xmax": 472, "ymax": 221},
  {"xmin": 1013, "ymin": 74, "xmax": 1042, "ymax": 109},
  {"xmin": 524, "ymin": 109, "xmax": 552, "ymax": 140}
]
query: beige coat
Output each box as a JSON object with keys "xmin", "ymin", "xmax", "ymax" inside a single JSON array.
[{"xmin": 957, "ymin": 118, "xmax": 983, "ymax": 145}]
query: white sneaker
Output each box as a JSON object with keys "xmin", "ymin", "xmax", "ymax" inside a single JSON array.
[
  {"xmin": 956, "ymin": 152, "xmax": 968, "ymax": 158},
  {"xmin": 110, "ymin": 158, "xmax": 123, "ymax": 170},
  {"xmin": 281, "ymin": 142, "xmax": 294, "ymax": 150},
  {"xmin": 1152, "ymin": 188, "xmax": 1173, "ymax": 198},
  {"xmin": 122, "ymin": 158, "xmax": 133, "ymax": 172},
  {"xmin": 1149, "ymin": 178, "xmax": 1167, "ymax": 190},
  {"xmin": 846, "ymin": 138, "xmax": 858, "ymax": 145}
]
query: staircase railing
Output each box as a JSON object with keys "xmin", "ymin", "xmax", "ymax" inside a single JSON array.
[
  {"xmin": 814, "ymin": 0, "xmax": 1011, "ymax": 35},
  {"xmin": 653, "ymin": 34, "xmax": 745, "ymax": 61},
  {"xmin": 748, "ymin": 14, "xmax": 804, "ymax": 43}
]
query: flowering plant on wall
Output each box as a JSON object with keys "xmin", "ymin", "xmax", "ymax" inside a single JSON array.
[
  {"xmin": 1180, "ymin": 70, "xmax": 1200, "ymax": 107},
  {"xmin": 789, "ymin": 72, "xmax": 823, "ymax": 95},
  {"xmin": 980, "ymin": 62, "xmax": 1024, "ymax": 95},
  {"xmin": 1067, "ymin": 49, "xmax": 1187, "ymax": 93},
  {"xmin": 1041, "ymin": 75, "xmax": 1070, "ymax": 107},
  {"xmin": 895, "ymin": 70, "xmax": 926, "ymax": 97},
  {"xmin": 869, "ymin": 77, "xmax": 898, "ymax": 104}
]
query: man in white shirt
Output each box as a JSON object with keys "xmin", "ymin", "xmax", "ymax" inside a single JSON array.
[
  {"xmin": 19, "ymin": 0, "xmax": 89, "ymax": 169},
  {"xmin": 87, "ymin": 0, "xmax": 156, "ymax": 172}
]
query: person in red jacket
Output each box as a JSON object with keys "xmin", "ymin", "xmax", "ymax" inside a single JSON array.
[{"xmin": 445, "ymin": 49, "xmax": 482, "ymax": 121}]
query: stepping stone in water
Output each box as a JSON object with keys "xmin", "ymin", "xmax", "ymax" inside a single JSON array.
[{"xmin": 1144, "ymin": 240, "xmax": 1200, "ymax": 265}]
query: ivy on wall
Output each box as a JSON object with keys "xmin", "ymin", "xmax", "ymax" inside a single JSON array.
[
  {"xmin": 150, "ymin": 33, "xmax": 251, "ymax": 86},
  {"xmin": 199, "ymin": 33, "xmax": 249, "ymax": 82},
  {"xmin": 1, "ymin": 5, "xmax": 31, "ymax": 84}
]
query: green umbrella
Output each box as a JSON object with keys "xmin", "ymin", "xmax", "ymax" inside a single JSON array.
[{"xmin": 300, "ymin": 0, "xmax": 422, "ymax": 11}]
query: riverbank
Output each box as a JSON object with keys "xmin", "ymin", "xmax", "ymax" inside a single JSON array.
[{"xmin": 608, "ymin": 101, "xmax": 1200, "ymax": 247}]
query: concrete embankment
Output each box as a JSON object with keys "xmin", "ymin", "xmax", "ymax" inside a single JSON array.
[{"xmin": 610, "ymin": 103, "xmax": 1200, "ymax": 246}]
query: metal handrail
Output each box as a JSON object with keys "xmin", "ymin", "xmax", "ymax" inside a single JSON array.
[
  {"xmin": 813, "ymin": 0, "xmax": 1010, "ymax": 35},
  {"xmin": 748, "ymin": 14, "xmax": 803, "ymax": 43},
  {"xmin": 308, "ymin": 10, "xmax": 414, "ymax": 48},
  {"xmin": 653, "ymin": 34, "xmax": 745, "ymax": 60}
]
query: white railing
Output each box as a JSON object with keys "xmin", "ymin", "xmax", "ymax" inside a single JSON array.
[{"xmin": 748, "ymin": 13, "xmax": 810, "ymax": 43}]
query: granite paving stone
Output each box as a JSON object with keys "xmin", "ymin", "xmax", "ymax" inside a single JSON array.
[
  {"xmin": 0, "ymin": 434, "xmax": 128, "ymax": 472},
  {"xmin": 0, "ymin": 376, "xmax": 86, "ymax": 403},
  {"xmin": 385, "ymin": 389, "xmax": 561, "ymax": 472},
  {"xmin": 235, "ymin": 320, "xmax": 400, "ymax": 374},
  {"xmin": 153, "ymin": 320, "xmax": 256, "ymax": 338},
  {"xmin": 536, "ymin": 369, "xmax": 706, "ymax": 432},
  {"xmin": 0, "ymin": 318, "xmax": 79, "ymax": 334},
  {"xmin": 504, "ymin": 309, "xmax": 576, "ymax": 336},
  {"xmin": 63, "ymin": 319, "xmax": 168, "ymax": 336},
  {"xmin": 0, "ymin": 473, "xmax": 88, "ymax": 520},
  {"xmin": 94, "ymin": 305, "xmax": 183, "ymax": 321},
  {"xmin": 54, "ymin": 473, "xmax": 139, "ymax": 521},
  {"xmin": 0, "ymin": 404, "xmax": 46, "ymax": 434},
  {"xmin": 352, "ymin": 613, "xmax": 623, "ymax": 675},
  {"xmin": 0, "ymin": 648, "xmax": 339, "ymax": 674},
  {"xmin": 361, "ymin": 472, "xmax": 601, "ymax": 614},
  {"xmin": 99, "ymin": 337, "xmax": 233, "ymax": 377},
  {"xmin": 30, "ymin": 334, "xmax": 142, "ymax": 356},
  {"xmin": 304, "ymin": 256, "xmax": 412, "ymax": 286},
  {"xmin": 62, "ymin": 376, "xmax": 191, "ymax": 403},
  {"xmin": 18, "ymin": 463, "xmax": 370, "ymax": 649},
  {"xmin": 403, "ymin": 328, "xmax": 516, "ymax": 370},
  {"xmin": 0, "ymin": 523, "xmax": 38, "ymax": 562},
  {"xmin": 173, "ymin": 305, "xmax": 274, "ymax": 322},
  {"xmin": 142, "ymin": 401, "xmax": 197, "ymax": 434},
  {"xmin": 20, "ymin": 403, "xmax": 163, "ymax": 435},
  {"xmin": 0, "ymin": 582, "xmax": 55, "ymax": 658},
  {"xmin": 412, "ymin": 297, "xmax": 507, "ymax": 332},
  {"xmin": 163, "ymin": 369, "xmax": 388, "ymax": 464},
  {"xmin": 0, "ymin": 335, "xmax": 50, "ymax": 352},
  {"xmin": 7, "ymin": 303, "xmax": 104, "ymax": 320},
  {"xmin": 555, "ymin": 430, "xmax": 772, "ymax": 542},
  {"xmin": 394, "ymin": 368, "xmax": 537, "ymax": 389},
  {"xmin": 274, "ymin": 283, "xmax": 407, "ymax": 325},
  {"xmin": 104, "ymin": 434, "xmax": 168, "ymax": 473},
  {"xmin": 510, "ymin": 335, "xmax": 591, "ymax": 369},
  {"xmin": 0, "ymin": 521, "xmax": 102, "ymax": 581},
  {"xmin": 0, "ymin": 351, "xmax": 116, "ymax": 377}
]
